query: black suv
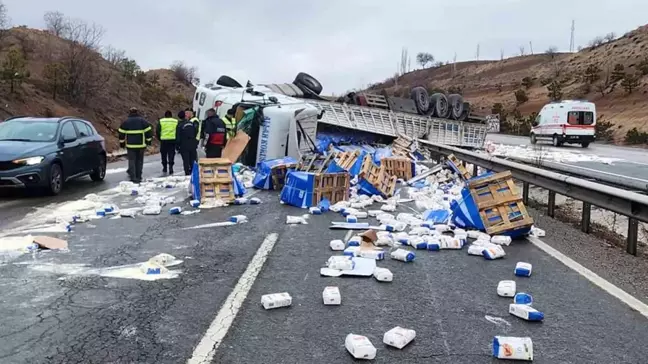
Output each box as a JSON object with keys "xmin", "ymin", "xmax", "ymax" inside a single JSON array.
[{"xmin": 0, "ymin": 116, "xmax": 107, "ymax": 195}]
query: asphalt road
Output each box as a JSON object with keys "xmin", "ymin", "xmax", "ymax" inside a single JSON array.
[
  {"xmin": 1, "ymin": 182, "xmax": 648, "ymax": 363},
  {"xmin": 487, "ymin": 133, "xmax": 648, "ymax": 182}
]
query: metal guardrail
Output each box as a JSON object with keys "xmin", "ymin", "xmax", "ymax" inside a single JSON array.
[{"xmin": 419, "ymin": 139, "xmax": 648, "ymax": 256}]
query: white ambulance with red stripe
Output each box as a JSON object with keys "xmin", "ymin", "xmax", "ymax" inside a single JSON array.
[{"xmin": 530, "ymin": 100, "xmax": 596, "ymax": 148}]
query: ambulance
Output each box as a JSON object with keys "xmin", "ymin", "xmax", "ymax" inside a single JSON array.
[
  {"xmin": 530, "ymin": 100, "xmax": 596, "ymax": 148},
  {"xmin": 192, "ymin": 84, "xmax": 320, "ymax": 166}
]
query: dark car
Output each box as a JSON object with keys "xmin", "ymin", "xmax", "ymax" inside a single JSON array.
[{"xmin": 0, "ymin": 116, "xmax": 107, "ymax": 195}]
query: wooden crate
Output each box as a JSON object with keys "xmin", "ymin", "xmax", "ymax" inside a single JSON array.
[
  {"xmin": 198, "ymin": 158, "xmax": 235, "ymax": 202},
  {"xmin": 270, "ymin": 162, "xmax": 297, "ymax": 190},
  {"xmin": 392, "ymin": 136, "xmax": 414, "ymax": 158},
  {"xmin": 467, "ymin": 171, "xmax": 534, "ymax": 235},
  {"xmin": 446, "ymin": 154, "xmax": 472, "ymax": 181},
  {"xmin": 335, "ymin": 150, "xmax": 360, "ymax": 171},
  {"xmin": 374, "ymin": 171, "xmax": 398, "ymax": 198},
  {"xmin": 298, "ymin": 153, "xmax": 334, "ymax": 173},
  {"xmin": 381, "ymin": 157, "xmax": 413, "ymax": 180},
  {"xmin": 310, "ymin": 172, "xmax": 350, "ymax": 205},
  {"xmin": 358, "ymin": 155, "xmax": 382, "ymax": 185}
]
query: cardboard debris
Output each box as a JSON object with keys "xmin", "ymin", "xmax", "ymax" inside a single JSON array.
[{"xmin": 33, "ymin": 236, "xmax": 68, "ymax": 250}]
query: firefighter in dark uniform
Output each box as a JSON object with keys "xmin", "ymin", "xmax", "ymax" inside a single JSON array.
[
  {"xmin": 201, "ymin": 108, "xmax": 227, "ymax": 158},
  {"xmin": 185, "ymin": 108, "xmax": 202, "ymax": 143},
  {"xmin": 118, "ymin": 107, "xmax": 153, "ymax": 183},
  {"xmin": 156, "ymin": 110, "xmax": 178, "ymax": 175},
  {"xmin": 176, "ymin": 110, "xmax": 198, "ymax": 175}
]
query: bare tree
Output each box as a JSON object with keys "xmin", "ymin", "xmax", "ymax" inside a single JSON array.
[
  {"xmin": 398, "ymin": 47, "xmax": 409, "ymax": 76},
  {"xmin": 500, "ymin": 49, "xmax": 504, "ymax": 61},
  {"xmin": 170, "ymin": 60, "xmax": 198, "ymax": 85},
  {"xmin": 102, "ymin": 45, "xmax": 126, "ymax": 67},
  {"xmin": 604, "ymin": 32, "xmax": 616, "ymax": 43},
  {"xmin": 545, "ymin": 46, "xmax": 558, "ymax": 59},
  {"xmin": 43, "ymin": 11, "xmax": 66, "ymax": 37},
  {"xmin": 518, "ymin": 45, "xmax": 526, "ymax": 56},
  {"xmin": 61, "ymin": 18, "xmax": 104, "ymax": 49},
  {"xmin": 416, "ymin": 52, "xmax": 434, "ymax": 68}
]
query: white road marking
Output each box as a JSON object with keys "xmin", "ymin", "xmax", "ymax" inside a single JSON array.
[
  {"xmin": 187, "ymin": 233, "xmax": 279, "ymax": 364},
  {"xmin": 552, "ymin": 161, "xmax": 648, "ymax": 184},
  {"xmin": 528, "ymin": 236, "xmax": 648, "ymax": 319}
]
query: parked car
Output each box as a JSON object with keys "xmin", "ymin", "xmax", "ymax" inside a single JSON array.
[{"xmin": 0, "ymin": 116, "xmax": 107, "ymax": 195}]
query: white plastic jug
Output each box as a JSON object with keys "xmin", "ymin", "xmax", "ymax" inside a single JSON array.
[
  {"xmin": 492, "ymin": 336, "xmax": 533, "ymax": 361},
  {"xmin": 513, "ymin": 292, "xmax": 533, "ymax": 305},
  {"xmin": 355, "ymin": 211, "xmax": 368, "ymax": 219},
  {"xmin": 309, "ymin": 207, "xmax": 322, "ymax": 215},
  {"xmin": 345, "ymin": 334, "xmax": 377, "ymax": 360},
  {"xmin": 373, "ymin": 267, "xmax": 393, "ymax": 282},
  {"xmin": 343, "ymin": 246, "xmax": 360, "ymax": 257},
  {"xmin": 356, "ymin": 249, "xmax": 385, "ymax": 260},
  {"xmin": 383, "ymin": 326, "xmax": 416, "ymax": 349},
  {"xmin": 261, "ymin": 292, "xmax": 292, "ymax": 310},
  {"xmin": 497, "ymin": 280, "xmax": 516, "ymax": 297},
  {"xmin": 515, "ymin": 262, "xmax": 533, "ymax": 277},
  {"xmin": 409, "ymin": 236, "xmax": 428, "ymax": 250},
  {"xmin": 230, "ymin": 215, "xmax": 248, "ymax": 223},
  {"xmin": 322, "ymin": 286, "xmax": 341, "ymax": 305},
  {"xmin": 377, "ymin": 213, "xmax": 395, "ymax": 223},
  {"xmin": 491, "ymin": 235, "xmax": 512, "ymax": 246},
  {"xmin": 391, "ymin": 248, "xmax": 415, "ymax": 262},
  {"xmin": 409, "ymin": 226, "xmax": 432, "ymax": 236},
  {"xmin": 330, "ymin": 239, "xmax": 345, "ymax": 251},
  {"xmin": 380, "ymin": 204, "xmax": 396, "ymax": 212},
  {"xmin": 327, "ymin": 256, "xmax": 354, "ymax": 270},
  {"xmin": 467, "ymin": 244, "xmax": 485, "ymax": 256},
  {"xmin": 346, "ymin": 215, "xmax": 358, "ymax": 223},
  {"xmin": 439, "ymin": 236, "xmax": 464, "ymax": 249},
  {"xmin": 509, "ymin": 304, "xmax": 544, "ymax": 321},
  {"xmin": 483, "ymin": 245, "xmax": 506, "ymax": 260},
  {"xmin": 286, "ymin": 215, "xmax": 307, "ymax": 224}
]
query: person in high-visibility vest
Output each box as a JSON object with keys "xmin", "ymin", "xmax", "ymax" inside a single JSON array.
[
  {"xmin": 222, "ymin": 108, "xmax": 237, "ymax": 141},
  {"xmin": 185, "ymin": 108, "xmax": 202, "ymax": 141},
  {"xmin": 156, "ymin": 110, "xmax": 178, "ymax": 175},
  {"xmin": 118, "ymin": 107, "xmax": 153, "ymax": 183}
]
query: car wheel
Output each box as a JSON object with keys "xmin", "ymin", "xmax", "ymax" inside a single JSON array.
[
  {"xmin": 581, "ymin": 142, "xmax": 590, "ymax": 148},
  {"xmin": 90, "ymin": 154, "xmax": 106, "ymax": 181},
  {"xmin": 48, "ymin": 163, "xmax": 63, "ymax": 195},
  {"xmin": 552, "ymin": 135, "xmax": 561, "ymax": 147},
  {"xmin": 530, "ymin": 134, "xmax": 537, "ymax": 144}
]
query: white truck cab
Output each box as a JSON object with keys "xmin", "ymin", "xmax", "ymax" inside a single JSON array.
[
  {"xmin": 530, "ymin": 100, "xmax": 596, "ymax": 148},
  {"xmin": 192, "ymin": 84, "xmax": 319, "ymax": 166}
]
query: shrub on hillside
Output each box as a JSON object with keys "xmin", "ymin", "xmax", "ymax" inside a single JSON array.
[
  {"xmin": 546, "ymin": 80, "xmax": 563, "ymax": 101},
  {"xmin": 514, "ymin": 89, "xmax": 528, "ymax": 105},
  {"xmin": 611, "ymin": 64, "xmax": 625, "ymax": 82},
  {"xmin": 637, "ymin": 58, "xmax": 648, "ymax": 76},
  {"xmin": 170, "ymin": 61, "xmax": 198, "ymax": 85},
  {"xmin": 624, "ymin": 127, "xmax": 648, "ymax": 145},
  {"xmin": 521, "ymin": 76, "xmax": 533, "ymax": 89},
  {"xmin": 621, "ymin": 72, "xmax": 641, "ymax": 94},
  {"xmin": 595, "ymin": 118, "xmax": 616, "ymax": 142},
  {"xmin": 584, "ymin": 64, "xmax": 601, "ymax": 84},
  {"xmin": 1, "ymin": 48, "xmax": 30, "ymax": 93}
]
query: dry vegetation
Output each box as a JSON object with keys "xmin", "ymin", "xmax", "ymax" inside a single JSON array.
[
  {"xmin": 371, "ymin": 25, "xmax": 648, "ymax": 145},
  {"xmin": 0, "ymin": 5, "xmax": 197, "ymax": 152}
]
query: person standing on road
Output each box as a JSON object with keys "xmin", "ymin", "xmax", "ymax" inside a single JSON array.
[
  {"xmin": 118, "ymin": 107, "xmax": 153, "ymax": 183},
  {"xmin": 176, "ymin": 110, "xmax": 198, "ymax": 175},
  {"xmin": 156, "ymin": 110, "xmax": 178, "ymax": 175},
  {"xmin": 186, "ymin": 108, "xmax": 202, "ymax": 143},
  {"xmin": 201, "ymin": 108, "xmax": 227, "ymax": 158},
  {"xmin": 222, "ymin": 108, "xmax": 237, "ymax": 142}
]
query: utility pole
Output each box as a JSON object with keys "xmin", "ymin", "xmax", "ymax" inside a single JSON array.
[
  {"xmin": 452, "ymin": 52, "xmax": 457, "ymax": 77},
  {"xmin": 529, "ymin": 41, "xmax": 534, "ymax": 55},
  {"xmin": 569, "ymin": 19, "xmax": 575, "ymax": 52},
  {"xmin": 500, "ymin": 49, "xmax": 504, "ymax": 61},
  {"xmin": 475, "ymin": 43, "xmax": 480, "ymax": 60}
]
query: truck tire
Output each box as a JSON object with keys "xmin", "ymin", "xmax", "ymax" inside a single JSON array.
[
  {"xmin": 410, "ymin": 87, "xmax": 430, "ymax": 114},
  {"xmin": 293, "ymin": 72, "xmax": 323, "ymax": 95},
  {"xmin": 216, "ymin": 75, "xmax": 242, "ymax": 88},
  {"xmin": 457, "ymin": 102, "xmax": 470, "ymax": 121},
  {"xmin": 431, "ymin": 93, "xmax": 450, "ymax": 118},
  {"xmin": 448, "ymin": 94, "xmax": 464, "ymax": 120}
]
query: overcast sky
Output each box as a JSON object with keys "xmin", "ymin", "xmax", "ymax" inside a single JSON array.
[{"xmin": 3, "ymin": 0, "xmax": 648, "ymax": 94}]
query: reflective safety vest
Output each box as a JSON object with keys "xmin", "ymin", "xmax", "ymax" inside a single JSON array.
[
  {"xmin": 190, "ymin": 117, "xmax": 201, "ymax": 140},
  {"xmin": 222, "ymin": 116, "xmax": 236, "ymax": 140},
  {"xmin": 118, "ymin": 125, "xmax": 152, "ymax": 148},
  {"xmin": 158, "ymin": 117, "xmax": 178, "ymax": 140}
]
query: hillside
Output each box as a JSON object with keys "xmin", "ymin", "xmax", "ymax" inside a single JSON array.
[
  {"xmin": 0, "ymin": 26, "xmax": 195, "ymax": 152},
  {"xmin": 369, "ymin": 25, "xmax": 648, "ymax": 144}
]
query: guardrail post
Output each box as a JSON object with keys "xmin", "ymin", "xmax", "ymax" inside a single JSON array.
[
  {"xmin": 547, "ymin": 191, "xmax": 556, "ymax": 218},
  {"xmin": 522, "ymin": 182, "xmax": 529, "ymax": 205},
  {"xmin": 627, "ymin": 218, "xmax": 639, "ymax": 256},
  {"xmin": 472, "ymin": 163, "xmax": 478, "ymax": 177},
  {"xmin": 581, "ymin": 202, "xmax": 591, "ymax": 233}
]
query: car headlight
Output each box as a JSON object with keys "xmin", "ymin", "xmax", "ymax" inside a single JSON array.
[{"xmin": 12, "ymin": 156, "xmax": 44, "ymax": 165}]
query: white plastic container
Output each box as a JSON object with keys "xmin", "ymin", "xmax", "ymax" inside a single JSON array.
[
  {"xmin": 439, "ymin": 236, "xmax": 464, "ymax": 249},
  {"xmin": 509, "ymin": 304, "xmax": 544, "ymax": 321},
  {"xmin": 309, "ymin": 207, "xmax": 322, "ymax": 215},
  {"xmin": 142, "ymin": 205, "xmax": 161, "ymax": 215},
  {"xmin": 330, "ymin": 239, "xmax": 345, "ymax": 251},
  {"xmin": 483, "ymin": 245, "xmax": 506, "ymax": 260},
  {"xmin": 515, "ymin": 262, "xmax": 533, "ymax": 277},
  {"xmin": 491, "ymin": 235, "xmax": 512, "ymax": 246},
  {"xmin": 377, "ymin": 213, "xmax": 395, "ymax": 223},
  {"xmin": 261, "ymin": 292, "xmax": 292, "ymax": 310},
  {"xmin": 380, "ymin": 204, "xmax": 396, "ymax": 212},
  {"xmin": 345, "ymin": 334, "xmax": 377, "ymax": 360},
  {"xmin": 514, "ymin": 292, "xmax": 533, "ymax": 305},
  {"xmin": 346, "ymin": 215, "xmax": 358, "ymax": 223},
  {"xmin": 234, "ymin": 197, "xmax": 248, "ymax": 205},
  {"xmin": 355, "ymin": 211, "xmax": 368, "ymax": 219},
  {"xmin": 343, "ymin": 246, "xmax": 360, "ymax": 257},
  {"xmin": 286, "ymin": 215, "xmax": 307, "ymax": 224},
  {"xmin": 322, "ymin": 286, "xmax": 341, "ymax": 305},
  {"xmin": 391, "ymin": 248, "xmax": 415, "ymax": 262},
  {"xmin": 409, "ymin": 236, "xmax": 428, "ymax": 250},
  {"xmin": 140, "ymin": 261, "xmax": 168, "ymax": 275},
  {"xmin": 327, "ymin": 256, "xmax": 354, "ymax": 270},
  {"xmin": 381, "ymin": 222, "xmax": 407, "ymax": 232},
  {"xmin": 435, "ymin": 224, "xmax": 450, "ymax": 233},
  {"xmin": 409, "ymin": 226, "xmax": 432, "ymax": 236},
  {"xmin": 189, "ymin": 199, "xmax": 200, "ymax": 208},
  {"xmin": 230, "ymin": 215, "xmax": 248, "ymax": 223},
  {"xmin": 368, "ymin": 210, "xmax": 382, "ymax": 217},
  {"xmin": 383, "ymin": 326, "xmax": 416, "ymax": 349},
  {"xmin": 453, "ymin": 228, "xmax": 468, "ymax": 240},
  {"xmin": 347, "ymin": 236, "xmax": 362, "ymax": 247},
  {"xmin": 467, "ymin": 244, "xmax": 485, "ymax": 256},
  {"xmin": 373, "ymin": 267, "xmax": 393, "ymax": 282},
  {"xmin": 356, "ymin": 249, "xmax": 385, "ymax": 260},
  {"xmin": 492, "ymin": 336, "xmax": 533, "ymax": 361},
  {"xmin": 351, "ymin": 202, "xmax": 364, "ymax": 209},
  {"xmin": 497, "ymin": 280, "xmax": 517, "ymax": 297},
  {"xmin": 169, "ymin": 206, "xmax": 182, "ymax": 214}
]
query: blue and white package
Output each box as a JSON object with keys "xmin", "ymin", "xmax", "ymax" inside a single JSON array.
[
  {"xmin": 234, "ymin": 197, "xmax": 248, "ymax": 205},
  {"xmin": 249, "ymin": 197, "xmax": 262, "ymax": 205},
  {"xmin": 409, "ymin": 236, "xmax": 428, "ymax": 250},
  {"xmin": 391, "ymin": 248, "xmax": 415, "ymax": 262},
  {"xmin": 229, "ymin": 215, "xmax": 248, "ymax": 223},
  {"xmin": 309, "ymin": 207, "xmax": 322, "ymax": 215},
  {"xmin": 96, "ymin": 209, "xmax": 106, "ymax": 217},
  {"xmin": 346, "ymin": 215, "xmax": 358, "ymax": 223},
  {"xmin": 169, "ymin": 207, "xmax": 182, "ymax": 215},
  {"xmin": 509, "ymin": 304, "xmax": 544, "ymax": 322},
  {"xmin": 347, "ymin": 236, "xmax": 362, "ymax": 247},
  {"xmin": 357, "ymin": 249, "xmax": 385, "ymax": 260},
  {"xmin": 190, "ymin": 199, "xmax": 200, "ymax": 208},
  {"xmin": 514, "ymin": 292, "xmax": 533, "ymax": 305},
  {"xmin": 343, "ymin": 246, "xmax": 359, "ymax": 257},
  {"xmin": 483, "ymin": 245, "xmax": 506, "ymax": 260},
  {"xmin": 131, "ymin": 189, "xmax": 138, "ymax": 196},
  {"xmin": 515, "ymin": 262, "xmax": 533, "ymax": 277}
]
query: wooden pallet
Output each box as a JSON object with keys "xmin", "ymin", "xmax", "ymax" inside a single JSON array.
[
  {"xmin": 446, "ymin": 154, "xmax": 472, "ymax": 181},
  {"xmin": 381, "ymin": 157, "xmax": 413, "ymax": 180},
  {"xmin": 467, "ymin": 171, "xmax": 534, "ymax": 235},
  {"xmin": 198, "ymin": 158, "xmax": 235, "ymax": 202},
  {"xmin": 335, "ymin": 150, "xmax": 361, "ymax": 171},
  {"xmin": 374, "ymin": 171, "xmax": 398, "ymax": 198},
  {"xmin": 298, "ymin": 153, "xmax": 334, "ymax": 173},
  {"xmin": 358, "ymin": 155, "xmax": 382, "ymax": 184},
  {"xmin": 270, "ymin": 162, "xmax": 297, "ymax": 190},
  {"xmin": 309, "ymin": 172, "xmax": 350, "ymax": 205},
  {"xmin": 392, "ymin": 136, "xmax": 414, "ymax": 158},
  {"xmin": 357, "ymin": 93, "xmax": 390, "ymax": 109}
]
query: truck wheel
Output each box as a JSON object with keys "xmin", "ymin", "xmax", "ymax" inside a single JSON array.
[
  {"xmin": 216, "ymin": 75, "xmax": 242, "ymax": 88},
  {"xmin": 410, "ymin": 87, "xmax": 430, "ymax": 114},
  {"xmin": 431, "ymin": 93, "xmax": 450, "ymax": 118},
  {"xmin": 293, "ymin": 72, "xmax": 323, "ymax": 95},
  {"xmin": 448, "ymin": 94, "xmax": 464, "ymax": 119},
  {"xmin": 530, "ymin": 134, "xmax": 537, "ymax": 144},
  {"xmin": 581, "ymin": 142, "xmax": 590, "ymax": 148}
]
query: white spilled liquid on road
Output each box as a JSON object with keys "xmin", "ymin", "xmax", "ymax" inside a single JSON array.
[
  {"xmin": 486, "ymin": 142, "xmax": 621, "ymax": 164},
  {"xmin": 16, "ymin": 258, "xmax": 183, "ymax": 281}
]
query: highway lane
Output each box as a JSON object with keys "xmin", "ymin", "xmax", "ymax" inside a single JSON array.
[{"xmin": 486, "ymin": 133, "xmax": 648, "ymax": 182}]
